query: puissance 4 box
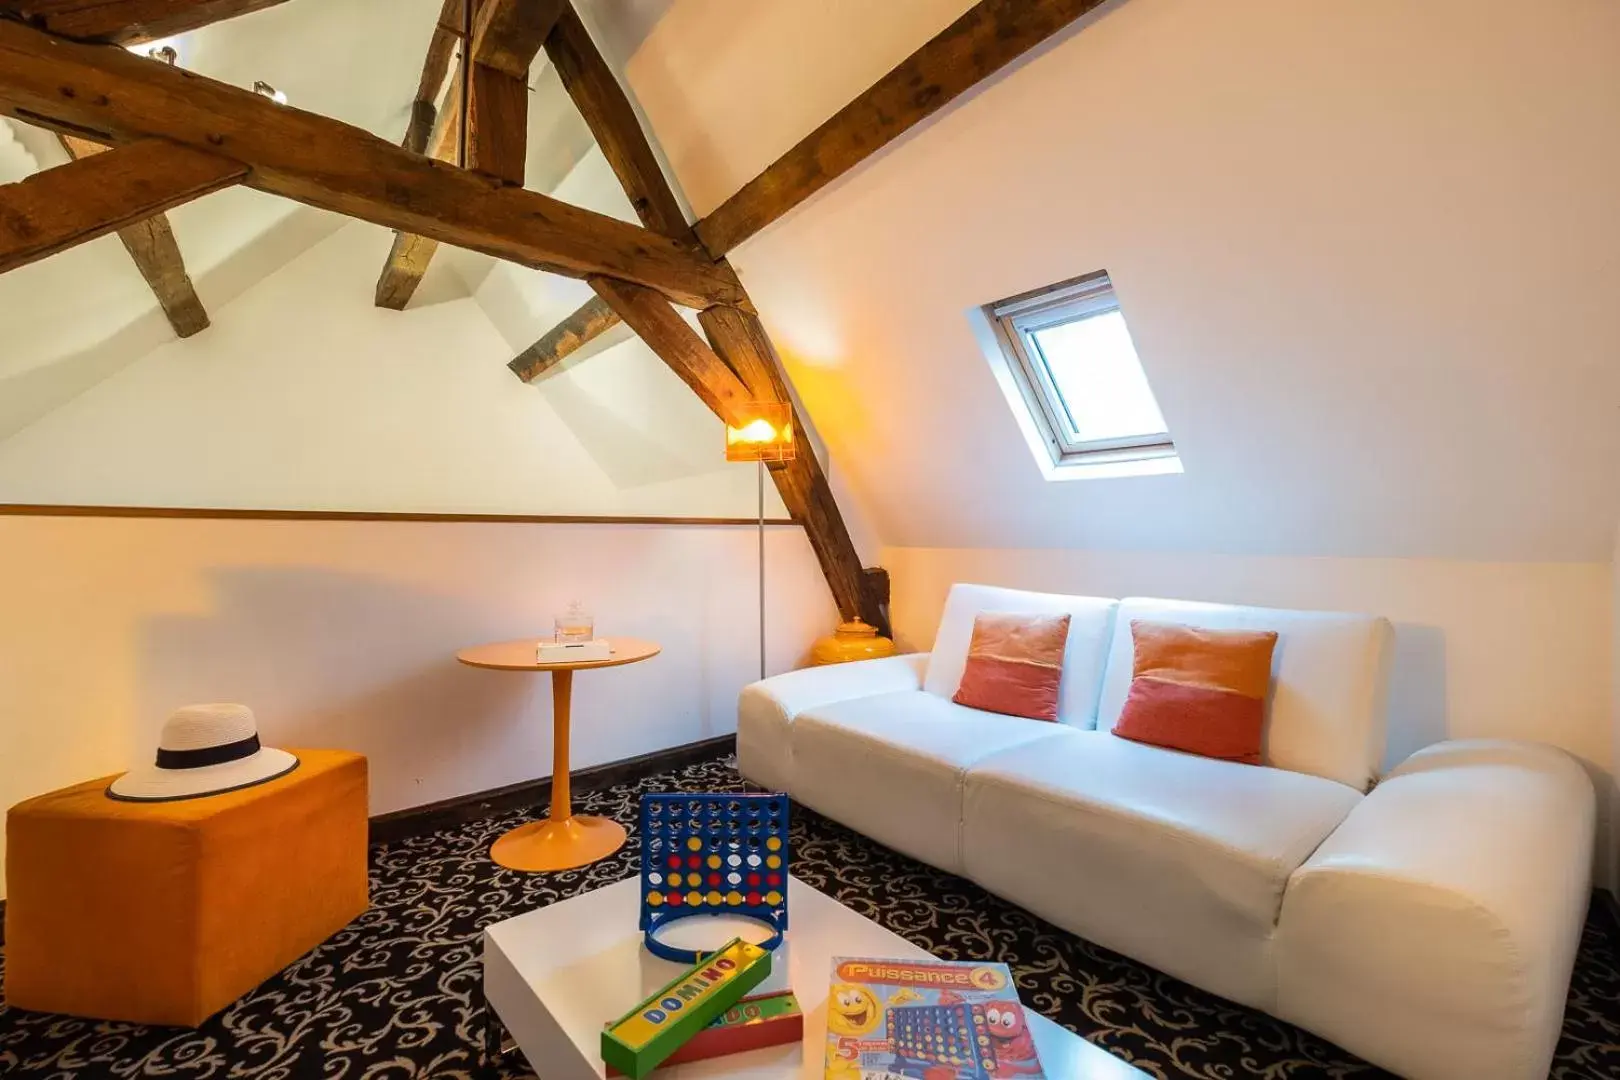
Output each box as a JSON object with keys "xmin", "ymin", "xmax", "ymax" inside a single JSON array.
[{"xmin": 824, "ymin": 957, "xmax": 1046, "ymax": 1080}]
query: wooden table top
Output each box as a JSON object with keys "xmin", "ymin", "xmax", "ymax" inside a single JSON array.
[{"xmin": 455, "ymin": 636, "xmax": 661, "ymax": 672}]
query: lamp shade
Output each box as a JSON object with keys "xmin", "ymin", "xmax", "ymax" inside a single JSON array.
[{"xmin": 726, "ymin": 401, "xmax": 796, "ymax": 463}]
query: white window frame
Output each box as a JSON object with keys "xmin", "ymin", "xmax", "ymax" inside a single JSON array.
[{"xmin": 987, "ymin": 271, "xmax": 1176, "ymax": 469}]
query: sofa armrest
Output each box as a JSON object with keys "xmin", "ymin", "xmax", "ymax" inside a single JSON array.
[
  {"xmin": 1276, "ymin": 739, "xmax": 1594, "ymax": 1080},
  {"xmin": 737, "ymin": 654, "xmax": 928, "ymax": 791}
]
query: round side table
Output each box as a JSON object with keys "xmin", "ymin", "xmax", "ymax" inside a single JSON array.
[{"xmin": 456, "ymin": 636, "xmax": 660, "ymax": 872}]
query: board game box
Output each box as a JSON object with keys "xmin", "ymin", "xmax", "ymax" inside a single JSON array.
[{"xmin": 824, "ymin": 957, "xmax": 1046, "ymax": 1080}]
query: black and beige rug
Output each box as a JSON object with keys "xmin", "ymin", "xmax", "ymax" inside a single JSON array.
[{"xmin": 2, "ymin": 753, "xmax": 1617, "ymax": 1078}]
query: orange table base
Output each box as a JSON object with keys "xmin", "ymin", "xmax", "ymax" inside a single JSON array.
[
  {"xmin": 455, "ymin": 637, "xmax": 660, "ymax": 874},
  {"xmin": 490, "ymin": 814, "xmax": 628, "ymax": 872}
]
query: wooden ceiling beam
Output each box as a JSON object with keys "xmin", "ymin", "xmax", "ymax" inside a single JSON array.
[
  {"xmin": 0, "ymin": 20, "xmax": 747, "ymax": 309},
  {"xmin": 0, "ymin": 0, "xmax": 291, "ymax": 45},
  {"xmin": 699, "ymin": 304, "xmax": 883, "ymax": 629},
  {"xmin": 59, "ymin": 134, "xmax": 208, "ymax": 336},
  {"xmin": 0, "ymin": 137, "xmax": 244, "ymax": 274},
  {"xmin": 509, "ymin": 295, "xmax": 621, "ymax": 382},
  {"xmin": 587, "ymin": 275, "xmax": 754, "ymax": 429},
  {"xmin": 694, "ymin": 0, "xmax": 1112, "ymax": 257},
  {"xmin": 544, "ymin": 4, "xmax": 687, "ymax": 239}
]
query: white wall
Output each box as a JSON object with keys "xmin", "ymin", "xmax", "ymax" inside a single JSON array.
[
  {"xmin": 0, "ymin": 514, "xmax": 835, "ymax": 900},
  {"xmin": 0, "ymin": 218, "xmax": 786, "ymax": 519},
  {"xmin": 886, "ymin": 546, "xmax": 1615, "ymax": 885}
]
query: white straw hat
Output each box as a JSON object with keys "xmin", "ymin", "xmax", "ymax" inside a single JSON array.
[{"xmin": 108, "ymin": 704, "xmax": 299, "ymax": 802}]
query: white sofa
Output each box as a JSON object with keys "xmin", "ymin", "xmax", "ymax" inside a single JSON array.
[{"xmin": 738, "ymin": 584, "xmax": 1595, "ymax": 1080}]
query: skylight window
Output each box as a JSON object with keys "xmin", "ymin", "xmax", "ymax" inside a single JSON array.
[{"xmin": 985, "ymin": 272, "xmax": 1178, "ymax": 478}]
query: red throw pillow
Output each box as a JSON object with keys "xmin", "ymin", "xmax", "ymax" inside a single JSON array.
[
  {"xmin": 1112, "ymin": 620, "xmax": 1279, "ymax": 763},
  {"xmin": 952, "ymin": 613, "xmax": 1071, "ymax": 721}
]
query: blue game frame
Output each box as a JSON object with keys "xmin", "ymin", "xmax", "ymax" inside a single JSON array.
[
  {"xmin": 889, "ymin": 1002, "xmax": 997, "ymax": 1080},
  {"xmin": 637, "ymin": 792, "xmax": 790, "ymax": 963}
]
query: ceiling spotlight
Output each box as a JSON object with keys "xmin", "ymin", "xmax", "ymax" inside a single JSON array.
[
  {"xmin": 127, "ymin": 37, "xmax": 181, "ymax": 65},
  {"xmin": 253, "ymin": 81, "xmax": 288, "ymax": 106}
]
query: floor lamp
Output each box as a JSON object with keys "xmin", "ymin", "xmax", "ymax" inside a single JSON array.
[{"xmin": 726, "ymin": 402, "xmax": 796, "ymax": 681}]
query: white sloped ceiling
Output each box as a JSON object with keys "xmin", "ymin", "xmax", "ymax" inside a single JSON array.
[{"xmin": 620, "ymin": 0, "xmax": 1620, "ymax": 562}]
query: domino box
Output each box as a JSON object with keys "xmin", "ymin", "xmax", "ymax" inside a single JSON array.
[
  {"xmin": 601, "ymin": 938, "xmax": 771, "ymax": 1079},
  {"xmin": 605, "ymin": 990, "xmax": 803, "ymax": 1075}
]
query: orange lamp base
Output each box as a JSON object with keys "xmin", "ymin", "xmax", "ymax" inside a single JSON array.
[{"xmin": 490, "ymin": 815, "xmax": 627, "ymax": 872}]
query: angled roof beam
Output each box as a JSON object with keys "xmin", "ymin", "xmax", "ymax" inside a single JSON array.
[
  {"xmin": 694, "ymin": 0, "xmax": 1112, "ymax": 257},
  {"xmin": 543, "ymin": 4, "xmax": 687, "ymax": 239},
  {"xmin": 588, "ymin": 275, "xmax": 753, "ymax": 428},
  {"xmin": 584, "ymin": 277, "xmax": 886, "ymax": 628},
  {"xmin": 0, "ymin": 137, "xmax": 244, "ymax": 274},
  {"xmin": 59, "ymin": 134, "xmax": 209, "ymax": 336},
  {"xmin": 699, "ymin": 304, "xmax": 886, "ymax": 630},
  {"xmin": 523, "ymin": 6, "xmax": 882, "ymax": 626},
  {"xmin": 506, "ymin": 3, "xmax": 687, "ymax": 381},
  {"xmin": 0, "ymin": 19, "xmax": 748, "ymax": 308},
  {"xmin": 0, "ymin": 0, "xmax": 292, "ymax": 45},
  {"xmin": 493, "ymin": 4, "xmax": 883, "ymax": 625}
]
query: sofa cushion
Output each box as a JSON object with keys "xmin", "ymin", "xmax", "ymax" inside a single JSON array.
[
  {"xmin": 961, "ymin": 733, "xmax": 1362, "ymax": 1011},
  {"xmin": 792, "ymin": 690, "xmax": 1076, "ymax": 874},
  {"xmin": 923, "ymin": 584, "xmax": 1117, "ymax": 728},
  {"xmin": 953, "ymin": 612, "xmax": 1071, "ymax": 721},
  {"xmin": 1097, "ymin": 598, "xmax": 1393, "ymax": 791},
  {"xmin": 1114, "ymin": 621, "xmax": 1279, "ymax": 763}
]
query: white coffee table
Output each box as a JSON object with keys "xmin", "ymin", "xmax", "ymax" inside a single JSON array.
[{"xmin": 483, "ymin": 875, "xmax": 1148, "ymax": 1079}]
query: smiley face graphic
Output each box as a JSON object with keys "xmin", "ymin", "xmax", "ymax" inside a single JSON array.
[{"xmin": 827, "ymin": 983, "xmax": 881, "ymax": 1037}]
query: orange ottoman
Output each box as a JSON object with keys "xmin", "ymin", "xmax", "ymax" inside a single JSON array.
[{"xmin": 3, "ymin": 748, "xmax": 368, "ymax": 1026}]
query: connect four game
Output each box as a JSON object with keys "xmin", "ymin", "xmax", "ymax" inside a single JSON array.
[
  {"xmin": 823, "ymin": 957, "xmax": 1047, "ymax": 1079},
  {"xmin": 889, "ymin": 1003, "xmax": 996, "ymax": 1079},
  {"xmin": 638, "ymin": 792, "xmax": 790, "ymax": 963}
]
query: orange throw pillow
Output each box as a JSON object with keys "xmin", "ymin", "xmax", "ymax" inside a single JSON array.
[
  {"xmin": 953, "ymin": 613, "xmax": 1071, "ymax": 721},
  {"xmin": 1113, "ymin": 620, "xmax": 1279, "ymax": 763}
]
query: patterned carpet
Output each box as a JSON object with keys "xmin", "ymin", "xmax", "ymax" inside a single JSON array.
[{"xmin": 2, "ymin": 752, "xmax": 1617, "ymax": 1079}]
